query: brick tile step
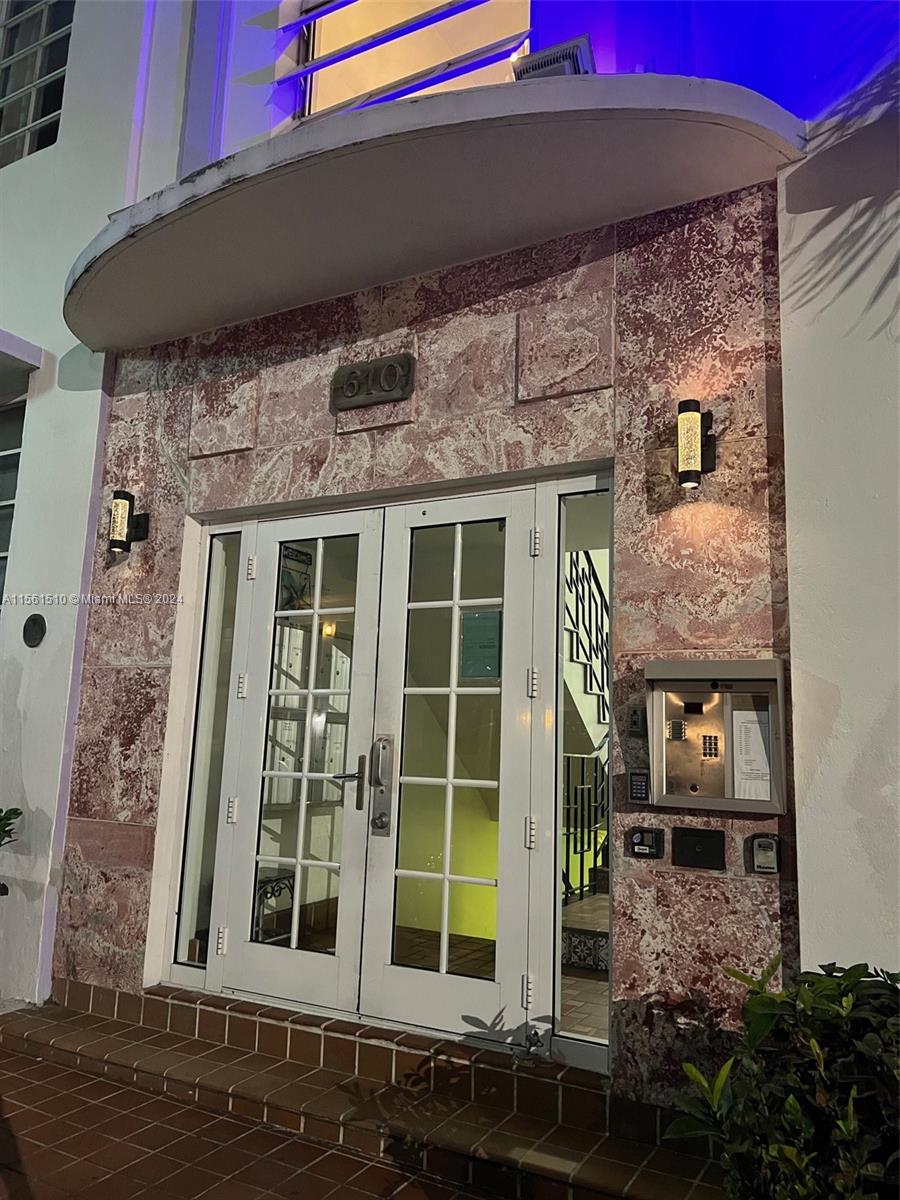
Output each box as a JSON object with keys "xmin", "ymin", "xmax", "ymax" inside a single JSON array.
[{"xmin": 0, "ymin": 1006, "xmax": 721, "ymax": 1199}]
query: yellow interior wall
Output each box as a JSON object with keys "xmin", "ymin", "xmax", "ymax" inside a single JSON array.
[
  {"xmin": 310, "ymin": 0, "xmax": 529, "ymax": 113},
  {"xmin": 391, "ymin": 521, "xmax": 508, "ymax": 944},
  {"xmin": 395, "ymin": 786, "xmax": 498, "ymax": 937},
  {"xmin": 394, "ymin": 691, "xmax": 499, "ymax": 940}
]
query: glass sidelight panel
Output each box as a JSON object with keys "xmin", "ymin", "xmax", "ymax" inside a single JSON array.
[
  {"xmin": 0, "ymin": 507, "xmax": 12, "ymax": 553},
  {"xmin": 320, "ymin": 536, "xmax": 359, "ymax": 608},
  {"xmin": 448, "ymin": 883, "xmax": 496, "ymax": 980},
  {"xmin": 454, "ymin": 694, "xmax": 500, "ymax": 779},
  {"xmin": 401, "ymin": 694, "xmax": 448, "ymax": 777},
  {"xmin": 315, "ymin": 618, "xmax": 354, "ymax": 688},
  {"xmin": 254, "ymin": 864, "xmax": 295, "ymax": 945},
  {"xmin": 302, "ymin": 781, "xmax": 344, "ymax": 862},
  {"xmin": 0, "ymin": 452, "xmax": 19, "ymax": 502},
  {"xmin": 271, "ymin": 617, "xmax": 313, "ymax": 692},
  {"xmin": 392, "ymin": 520, "xmax": 505, "ymax": 979},
  {"xmin": 406, "ymin": 608, "xmax": 452, "ymax": 687},
  {"xmin": 265, "ymin": 701, "xmax": 307, "ymax": 773},
  {"xmin": 296, "ymin": 868, "xmax": 340, "ymax": 953},
  {"xmin": 250, "ymin": 532, "xmax": 360, "ymax": 954},
  {"xmin": 307, "ymin": 693, "xmax": 350, "ymax": 774},
  {"xmin": 557, "ymin": 492, "xmax": 612, "ymax": 1042},
  {"xmin": 409, "ymin": 524, "xmax": 454, "ymax": 601},
  {"xmin": 392, "ymin": 876, "xmax": 441, "ymax": 972},
  {"xmin": 397, "ymin": 784, "xmax": 445, "ymax": 873},
  {"xmin": 450, "ymin": 788, "xmax": 499, "ymax": 878},
  {"xmin": 277, "ymin": 540, "xmax": 316, "ymax": 610},
  {"xmin": 460, "ymin": 520, "xmax": 505, "ymax": 600},
  {"xmin": 258, "ymin": 777, "xmax": 302, "ymax": 858},
  {"xmin": 175, "ymin": 534, "xmax": 242, "ymax": 965},
  {"xmin": 457, "ymin": 607, "xmax": 502, "ymax": 687}
]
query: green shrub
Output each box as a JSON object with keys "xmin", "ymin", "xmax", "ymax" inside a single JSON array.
[
  {"xmin": 0, "ymin": 807, "xmax": 21, "ymax": 849},
  {"xmin": 668, "ymin": 958, "xmax": 900, "ymax": 1199}
]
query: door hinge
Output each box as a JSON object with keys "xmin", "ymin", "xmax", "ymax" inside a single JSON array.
[
  {"xmin": 215, "ymin": 927, "xmax": 228, "ymax": 956},
  {"xmin": 225, "ymin": 796, "xmax": 238, "ymax": 824},
  {"xmin": 246, "ymin": 555, "xmax": 257, "ymax": 581},
  {"xmin": 521, "ymin": 973, "xmax": 534, "ymax": 1010},
  {"xmin": 529, "ymin": 527, "xmax": 543, "ymax": 557},
  {"xmin": 524, "ymin": 815, "xmax": 537, "ymax": 850},
  {"xmin": 527, "ymin": 667, "xmax": 540, "ymax": 699},
  {"xmin": 236, "ymin": 673, "xmax": 247, "ymax": 699}
]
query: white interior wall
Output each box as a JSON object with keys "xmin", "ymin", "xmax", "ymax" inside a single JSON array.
[
  {"xmin": 779, "ymin": 98, "xmax": 900, "ymax": 971},
  {"xmin": 0, "ymin": 0, "xmax": 191, "ymax": 1001}
]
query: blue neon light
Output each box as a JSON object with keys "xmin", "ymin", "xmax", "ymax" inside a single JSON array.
[{"xmin": 530, "ymin": 1, "xmax": 898, "ymax": 120}]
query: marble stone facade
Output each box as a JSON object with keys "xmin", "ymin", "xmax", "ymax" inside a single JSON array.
[{"xmin": 54, "ymin": 183, "xmax": 792, "ymax": 1102}]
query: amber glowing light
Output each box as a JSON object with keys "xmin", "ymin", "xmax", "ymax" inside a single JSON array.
[{"xmin": 677, "ymin": 400, "xmax": 715, "ymax": 489}]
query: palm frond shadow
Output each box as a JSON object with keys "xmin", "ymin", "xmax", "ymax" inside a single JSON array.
[
  {"xmin": 781, "ymin": 32, "xmax": 900, "ymax": 340},
  {"xmin": 337, "ymin": 1009, "xmax": 553, "ymax": 1153}
]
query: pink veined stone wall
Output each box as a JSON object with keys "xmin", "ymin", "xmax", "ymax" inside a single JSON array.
[{"xmin": 53, "ymin": 183, "xmax": 793, "ymax": 1102}]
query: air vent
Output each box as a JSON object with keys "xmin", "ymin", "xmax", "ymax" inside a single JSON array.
[{"xmin": 513, "ymin": 36, "xmax": 596, "ymax": 82}]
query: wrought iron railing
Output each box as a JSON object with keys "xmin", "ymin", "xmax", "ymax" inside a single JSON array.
[
  {"xmin": 561, "ymin": 548, "xmax": 611, "ymax": 907},
  {"xmin": 561, "ymin": 739, "xmax": 609, "ymax": 905},
  {"xmin": 254, "ymin": 871, "xmax": 294, "ymax": 944},
  {"xmin": 564, "ymin": 548, "xmax": 610, "ymax": 724}
]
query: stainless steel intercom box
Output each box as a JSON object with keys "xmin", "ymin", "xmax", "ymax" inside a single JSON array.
[{"xmin": 645, "ymin": 660, "xmax": 786, "ymax": 814}]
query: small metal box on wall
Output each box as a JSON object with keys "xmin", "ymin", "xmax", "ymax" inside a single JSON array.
[{"xmin": 644, "ymin": 660, "xmax": 786, "ymax": 815}]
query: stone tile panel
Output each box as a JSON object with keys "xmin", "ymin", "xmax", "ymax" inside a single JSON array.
[{"xmin": 69, "ymin": 667, "xmax": 168, "ymax": 825}]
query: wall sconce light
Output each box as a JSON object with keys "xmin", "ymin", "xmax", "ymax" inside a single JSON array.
[
  {"xmin": 108, "ymin": 490, "xmax": 150, "ymax": 556},
  {"xmin": 677, "ymin": 400, "xmax": 716, "ymax": 489},
  {"xmin": 321, "ymin": 620, "xmax": 337, "ymax": 638}
]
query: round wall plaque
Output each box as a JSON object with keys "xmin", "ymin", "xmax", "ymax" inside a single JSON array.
[{"xmin": 23, "ymin": 614, "xmax": 47, "ymax": 648}]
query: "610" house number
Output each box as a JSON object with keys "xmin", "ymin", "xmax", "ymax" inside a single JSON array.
[{"xmin": 331, "ymin": 353, "xmax": 416, "ymax": 411}]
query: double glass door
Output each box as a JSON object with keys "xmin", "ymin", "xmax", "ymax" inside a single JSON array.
[{"xmin": 204, "ymin": 491, "xmax": 535, "ymax": 1039}]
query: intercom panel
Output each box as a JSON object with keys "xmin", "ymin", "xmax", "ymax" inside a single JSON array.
[{"xmin": 645, "ymin": 659, "xmax": 786, "ymax": 815}]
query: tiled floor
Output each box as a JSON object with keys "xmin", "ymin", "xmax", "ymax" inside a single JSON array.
[
  {"xmin": 560, "ymin": 971, "xmax": 610, "ymax": 1041},
  {"xmin": 393, "ymin": 929, "xmax": 495, "ymax": 981},
  {"xmin": 0, "ymin": 1048, "xmax": 490, "ymax": 1200},
  {"xmin": 0, "ymin": 998, "xmax": 725, "ymax": 1200},
  {"xmin": 560, "ymin": 893, "xmax": 610, "ymax": 1040},
  {"xmin": 561, "ymin": 895, "xmax": 609, "ymax": 933}
]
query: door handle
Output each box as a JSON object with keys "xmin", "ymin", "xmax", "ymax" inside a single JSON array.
[
  {"xmin": 369, "ymin": 736, "xmax": 393, "ymax": 788},
  {"xmin": 369, "ymin": 735, "xmax": 394, "ymax": 836},
  {"xmin": 331, "ymin": 754, "xmax": 367, "ymax": 811}
]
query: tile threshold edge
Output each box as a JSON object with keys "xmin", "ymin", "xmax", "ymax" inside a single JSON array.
[{"xmin": 0, "ymin": 1023, "xmax": 685, "ymax": 1198}]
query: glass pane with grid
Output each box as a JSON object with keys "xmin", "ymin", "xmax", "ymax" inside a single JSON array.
[
  {"xmin": 0, "ymin": 404, "xmax": 25, "ymax": 603},
  {"xmin": 0, "ymin": 0, "xmax": 73, "ymax": 168},
  {"xmin": 251, "ymin": 535, "xmax": 359, "ymax": 952},
  {"xmin": 392, "ymin": 520, "xmax": 504, "ymax": 981}
]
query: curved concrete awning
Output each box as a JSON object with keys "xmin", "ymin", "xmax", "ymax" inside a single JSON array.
[{"xmin": 64, "ymin": 75, "xmax": 805, "ymax": 351}]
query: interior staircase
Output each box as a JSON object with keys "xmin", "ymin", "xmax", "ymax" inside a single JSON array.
[{"xmin": 561, "ymin": 549, "xmax": 611, "ymax": 974}]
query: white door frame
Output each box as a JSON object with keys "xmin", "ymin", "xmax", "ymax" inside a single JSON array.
[
  {"xmin": 155, "ymin": 471, "xmax": 613, "ymax": 1069},
  {"xmin": 531, "ymin": 472, "xmax": 612, "ymax": 1074},
  {"xmin": 209, "ymin": 508, "xmax": 383, "ymax": 1010},
  {"xmin": 359, "ymin": 490, "xmax": 534, "ymax": 1042}
]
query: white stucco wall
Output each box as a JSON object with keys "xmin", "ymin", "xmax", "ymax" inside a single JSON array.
[
  {"xmin": 0, "ymin": 0, "xmax": 191, "ymax": 1001},
  {"xmin": 779, "ymin": 100, "xmax": 900, "ymax": 970}
]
